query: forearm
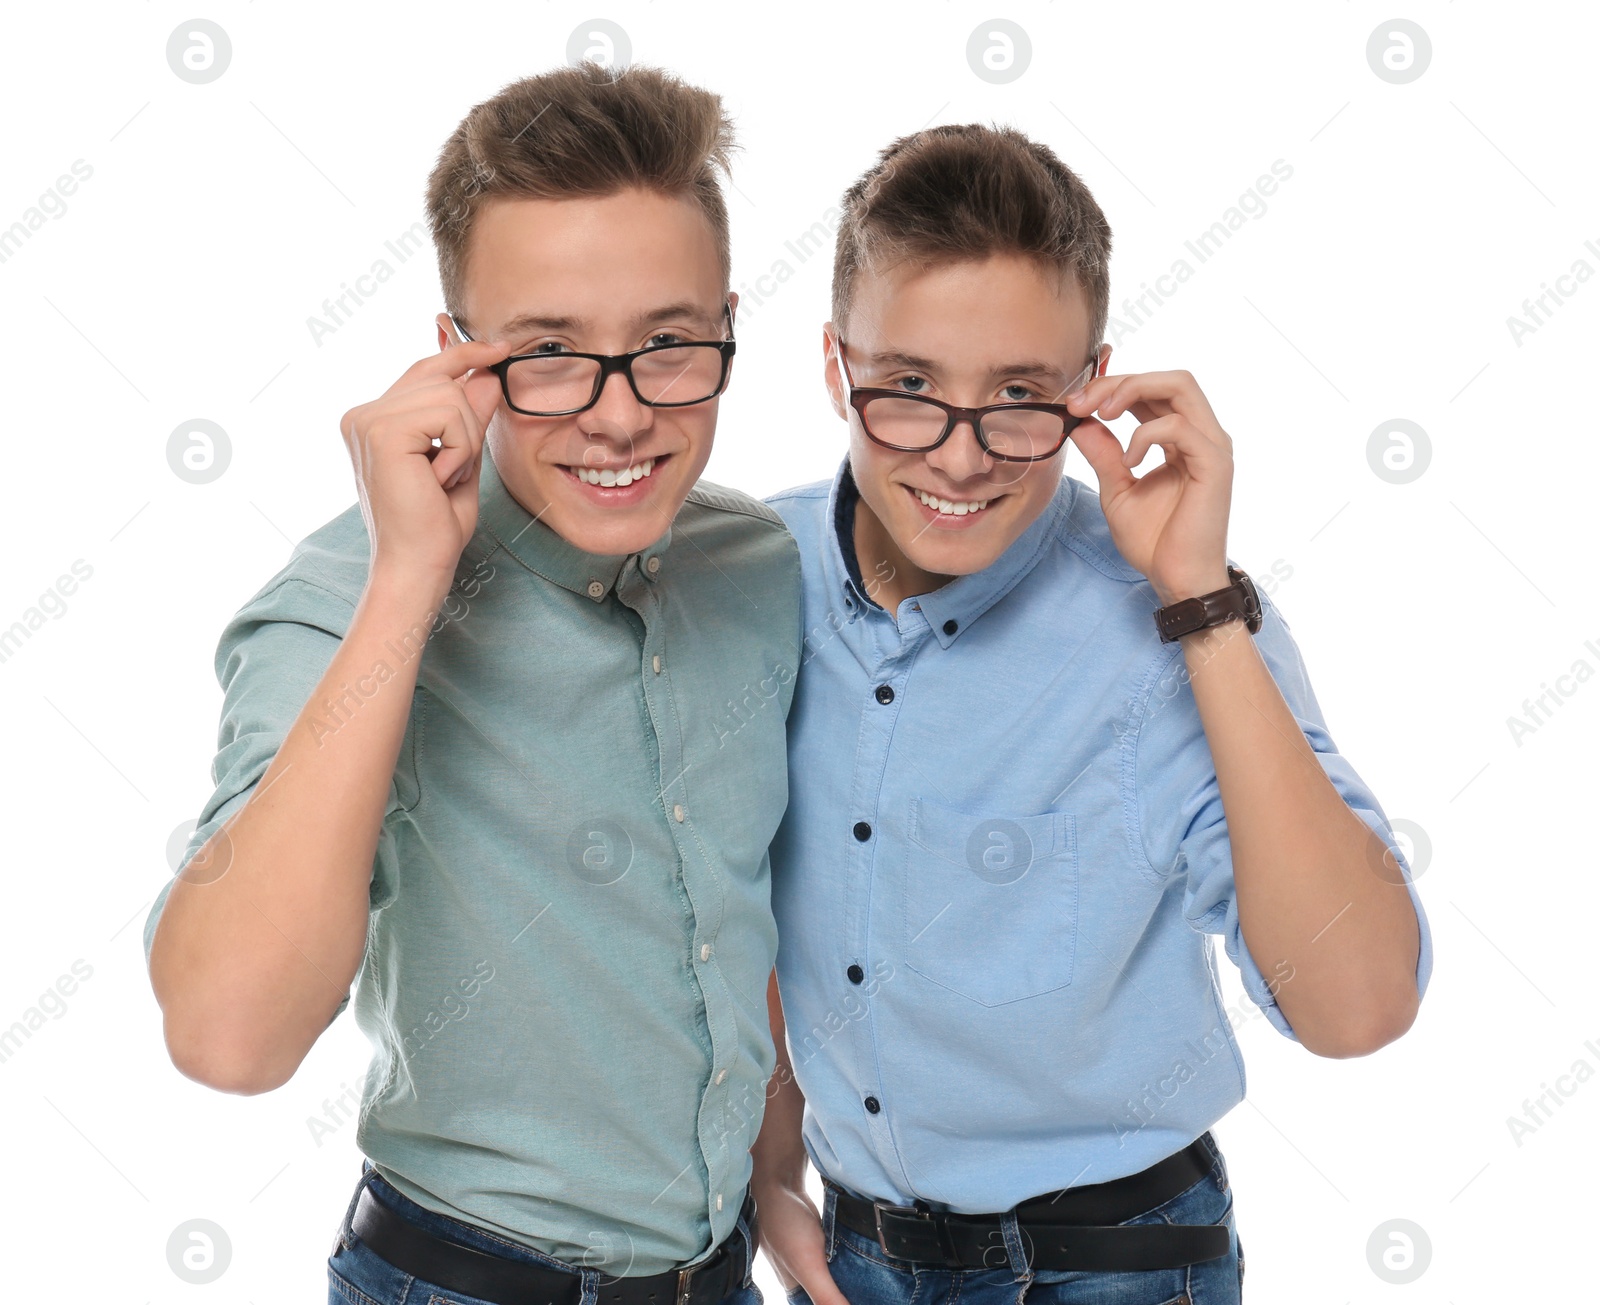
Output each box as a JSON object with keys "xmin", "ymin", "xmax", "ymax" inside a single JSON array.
[
  {"xmin": 751, "ymin": 969, "xmax": 809, "ymax": 1192},
  {"xmin": 1179, "ymin": 617, "xmax": 1421, "ymax": 1057},
  {"xmin": 149, "ymin": 573, "xmax": 443, "ymax": 1092}
]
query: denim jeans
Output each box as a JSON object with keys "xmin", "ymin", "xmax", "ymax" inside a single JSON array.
[
  {"xmin": 328, "ymin": 1160, "xmax": 765, "ymax": 1305},
  {"xmin": 787, "ymin": 1136, "xmax": 1244, "ymax": 1305}
]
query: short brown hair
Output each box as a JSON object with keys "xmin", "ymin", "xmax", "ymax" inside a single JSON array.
[
  {"xmin": 831, "ymin": 123, "xmax": 1112, "ymax": 347},
  {"xmin": 426, "ymin": 63, "xmax": 735, "ymax": 323}
]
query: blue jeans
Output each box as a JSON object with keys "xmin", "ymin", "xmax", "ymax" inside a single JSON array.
[
  {"xmin": 787, "ymin": 1138, "xmax": 1244, "ymax": 1305},
  {"xmin": 328, "ymin": 1160, "xmax": 765, "ymax": 1305}
]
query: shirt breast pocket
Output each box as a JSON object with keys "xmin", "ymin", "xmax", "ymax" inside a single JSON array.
[{"xmin": 900, "ymin": 796, "xmax": 1078, "ymax": 1007}]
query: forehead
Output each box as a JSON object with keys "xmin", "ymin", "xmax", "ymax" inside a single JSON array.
[
  {"xmin": 462, "ymin": 188, "xmax": 724, "ymax": 325},
  {"xmin": 845, "ymin": 253, "xmax": 1092, "ymax": 366}
]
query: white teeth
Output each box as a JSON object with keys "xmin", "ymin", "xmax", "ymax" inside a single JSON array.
[
  {"xmin": 916, "ymin": 488, "xmax": 990, "ymax": 516},
  {"xmin": 575, "ymin": 458, "xmax": 654, "ymax": 486}
]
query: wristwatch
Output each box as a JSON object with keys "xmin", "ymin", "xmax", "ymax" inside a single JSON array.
[{"xmin": 1152, "ymin": 565, "xmax": 1263, "ymax": 643}]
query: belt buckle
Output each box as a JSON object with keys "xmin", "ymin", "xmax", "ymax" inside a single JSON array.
[
  {"xmin": 676, "ymin": 1233, "xmax": 725, "ymax": 1305},
  {"xmin": 872, "ymin": 1199, "xmax": 931, "ymax": 1260}
]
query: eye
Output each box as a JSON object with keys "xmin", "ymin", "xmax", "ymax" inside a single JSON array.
[
  {"xmin": 1000, "ymin": 382, "xmax": 1038, "ymax": 402},
  {"xmin": 894, "ymin": 374, "xmax": 930, "ymax": 394},
  {"xmin": 529, "ymin": 340, "xmax": 572, "ymax": 355},
  {"xmin": 647, "ymin": 331, "xmax": 687, "ymax": 348}
]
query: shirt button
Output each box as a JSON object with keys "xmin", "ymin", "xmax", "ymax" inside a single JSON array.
[
  {"xmin": 864, "ymin": 1096, "xmax": 881, "ymax": 1114},
  {"xmin": 652, "ymin": 654, "xmax": 662, "ymax": 674},
  {"xmin": 647, "ymin": 555, "xmax": 661, "ymax": 575},
  {"xmin": 674, "ymin": 804, "xmax": 685, "ymax": 823},
  {"xmin": 875, "ymin": 684, "xmax": 894, "ymax": 705},
  {"xmin": 700, "ymin": 943, "xmax": 713, "ymax": 961},
  {"xmin": 942, "ymin": 619, "xmax": 958, "ymax": 636},
  {"xmin": 847, "ymin": 964, "xmax": 865, "ymax": 984},
  {"xmin": 714, "ymin": 1068, "xmax": 728, "ymax": 1085},
  {"xmin": 587, "ymin": 580, "xmax": 605, "ymax": 599},
  {"xmin": 852, "ymin": 821, "xmax": 872, "ymax": 842},
  {"xmin": 716, "ymin": 1192, "xmax": 724, "ymax": 1211}
]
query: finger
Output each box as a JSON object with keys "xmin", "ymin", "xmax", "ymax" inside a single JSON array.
[
  {"xmin": 1121, "ymin": 412, "xmax": 1226, "ymax": 477},
  {"xmin": 444, "ymin": 444, "xmax": 485, "ymax": 494},
  {"xmin": 415, "ymin": 378, "xmax": 498, "ymax": 463},
  {"xmin": 366, "ymin": 404, "xmax": 476, "ymax": 484},
  {"xmin": 406, "ymin": 372, "xmax": 502, "ymax": 467},
  {"xmin": 398, "ymin": 377, "xmax": 496, "ymax": 421},
  {"xmin": 1064, "ymin": 373, "xmax": 1123, "ymax": 416},
  {"xmin": 382, "ymin": 381, "xmax": 493, "ymax": 483},
  {"xmin": 1068, "ymin": 416, "xmax": 1137, "ymax": 499},
  {"xmin": 1094, "ymin": 370, "xmax": 1215, "ymax": 427},
  {"xmin": 460, "ymin": 363, "xmax": 506, "ymax": 430},
  {"xmin": 796, "ymin": 1263, "xmax": 852, "ymax": 1305},
  {"xmin": 390, "ymin": 338, "xmax": 513, "ymax": 394}
]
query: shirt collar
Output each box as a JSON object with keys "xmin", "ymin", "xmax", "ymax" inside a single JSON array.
[
  {"xmin": 825, "ymin": 454, "xmax": 1075, "ymax": 647},
  {"xmin": 476, "ymin": 452, "xmax": 672, "ymax": 601}
]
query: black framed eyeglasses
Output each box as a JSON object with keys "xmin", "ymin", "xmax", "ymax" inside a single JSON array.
[
  {"xmin": 834, "ymin": 343, "xmax": 1098, "ymax": 463},
  {"xmin": 450, "ymin": 302, "xmax": 736, "ymax": 416}
]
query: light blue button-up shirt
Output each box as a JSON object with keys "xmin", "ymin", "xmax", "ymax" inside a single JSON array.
[{"xmin": 764, "ymin": 458, "xmax": 1432, "ymax": 1212}]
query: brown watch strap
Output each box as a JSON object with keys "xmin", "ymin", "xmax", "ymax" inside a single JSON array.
[{"xmin": 1153, "ymin": 565, "xmax": 1263, "ymax": 643}]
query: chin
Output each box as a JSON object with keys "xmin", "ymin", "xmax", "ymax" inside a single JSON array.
[
  {"xmin": 911, "ymin": 538, "xmax": 1003, "ymax": 579},
  {"xmin": 547, "ymin": 508, "xmax": 670, "ymax": 557},
  {"xmin": 891, "ymin": 504, "xmax": 1007, "ymax": 578}
]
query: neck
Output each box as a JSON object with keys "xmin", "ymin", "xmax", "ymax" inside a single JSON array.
[{"xmin": 852, "ymin": 493, "xmax": 948, "ymax": 614}]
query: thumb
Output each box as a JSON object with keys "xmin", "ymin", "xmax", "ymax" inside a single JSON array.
[
  {"xmin": 1069, "ymin": 417, "xmax": 1135, "ymax": 498},
  {"xmin": 462, "ymin": 364, "xmax": 506, "ymax": 430}
]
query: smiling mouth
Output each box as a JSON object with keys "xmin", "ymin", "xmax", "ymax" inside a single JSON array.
[
  {"xmin": 910, "ymin": 485, "xmax": 995, "ymax": 517},
  {"xmin": 560, "ymin": 456, "xmax": 660, "ymax": 487}
]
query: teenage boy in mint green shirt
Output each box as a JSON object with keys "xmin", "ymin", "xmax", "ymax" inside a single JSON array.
[
  {"xmin": 752, "ymin": 123, "xmax": 1431, "ymax": 1305},
  {"xmin": 144, "ymin": 64, "xmax": 798, "ymax": 1303}
]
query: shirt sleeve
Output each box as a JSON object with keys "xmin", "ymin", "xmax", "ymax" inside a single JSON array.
[
  {"xmin": 1131, "ymin": 582, "xmax": 1434, "ymax": 1043},
  {"xmin": 142, "ymin": 577, "xmax": 405, "ymax": 1023}
]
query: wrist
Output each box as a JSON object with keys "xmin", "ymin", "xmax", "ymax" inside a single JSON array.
[
  {"xmin": 366, "ymin": 557, "xmax": 456, "ymax": 612},
  {"xmin": 1178, "ymin": 615, "xmax": 1252, "ymax": 653},
  {"xmin": 750, "ymin": 1160, "xmax": 808, "ymax": 1196},
  {"xmin": 1151, "ymin": 569, "xmax": 1231, "ymax": 608},
  {"xmin": 358, "ymin": 567, "xmax": 455, "ymax": 642}
]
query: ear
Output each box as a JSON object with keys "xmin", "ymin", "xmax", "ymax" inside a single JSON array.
[
  {"xmin": 436, "ymin": 312, "xmax": 459, "ymax": 353},
  {"xmin": 822, "ymin": 322, "xmax": 848, "ymax": 422},
  {"xmin": 1095, "ymin": 341, "xmax": 1112, "ymax": 376},
  {"xmin": 721, "ymin": 293, "xmax": 739, "ymax": 385}
]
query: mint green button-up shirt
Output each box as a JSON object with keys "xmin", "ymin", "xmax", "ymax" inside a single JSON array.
[{"xmin": 143, "ymin": 454, "xmax": 802, "ymax": 1274}]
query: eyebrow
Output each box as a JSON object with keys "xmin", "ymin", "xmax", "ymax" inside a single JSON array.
[
  {"xmin": 495, "ymin": 300, "xmax": 721, "ymax": 342},
  {"xmin": 864, "ymin": 350, "xmax": 1076, "ymax": 384}
]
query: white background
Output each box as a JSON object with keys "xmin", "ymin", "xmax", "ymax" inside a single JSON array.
[{"xmin": 0, "ymin": 1, "xmax": 1594, "ymax": 1299}]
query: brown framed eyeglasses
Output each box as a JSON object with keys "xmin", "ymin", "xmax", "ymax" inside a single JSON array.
[{"xmin": 834, "ymin": 343, "xmax": 1099, "ymax": 463}]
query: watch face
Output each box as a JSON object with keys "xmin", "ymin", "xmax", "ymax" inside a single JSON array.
[{"xmin": 1231, "ymin": 567, "xmax": 1263, "ymax": 630}]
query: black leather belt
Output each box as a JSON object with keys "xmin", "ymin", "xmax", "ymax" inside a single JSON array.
[
  {"xmin": 351, "ymin": 1183, "xmax": 757, "ymax": 1305},
  {"xmin": 827, "ymin": 1132, "xmax": 1229, "ymax": 1273}
]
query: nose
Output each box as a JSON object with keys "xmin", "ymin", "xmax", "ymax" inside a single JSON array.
[
  {"xmin": 577, "ymin": 367, "xmax": 653, "ymax": 452},
  {"xmin": 922, "ymin": 415, "xmax": 993, "ymax": 484}
]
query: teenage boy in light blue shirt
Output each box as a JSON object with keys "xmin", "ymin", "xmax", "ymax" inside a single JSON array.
[{"xmin": 750, "ymin": 124, "xmax": 1432, "ymax": 1305}]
